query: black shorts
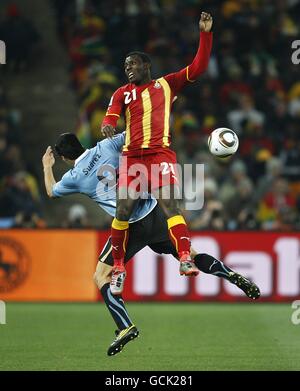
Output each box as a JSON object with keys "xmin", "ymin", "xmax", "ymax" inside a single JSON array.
[{"xmin": 98, "ymin": 205, "xmax": 178, "ymax": 266}]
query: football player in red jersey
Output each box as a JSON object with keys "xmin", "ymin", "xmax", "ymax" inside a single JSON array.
[{"xmin": 101, "ymin": 12, "xmax": 213, "ymax": 294}]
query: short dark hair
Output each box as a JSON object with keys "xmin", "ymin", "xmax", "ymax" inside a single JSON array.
[
  {"xmin": 54, "ymin": 133, "xmax": 85, "ymax": 160},
  {"xmin": 126, "ymin": 51, "xmax": 151, "ymax": 65}
]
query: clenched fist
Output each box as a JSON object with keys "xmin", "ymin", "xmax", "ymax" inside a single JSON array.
[{"xmin": 199, "ymin": 12, "xmax": 213, "ymax": 32}]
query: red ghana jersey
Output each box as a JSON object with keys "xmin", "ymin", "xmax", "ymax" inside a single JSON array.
[{"xmin": 102, "ymin": 31, "xmax": 213, "ymax": 156}]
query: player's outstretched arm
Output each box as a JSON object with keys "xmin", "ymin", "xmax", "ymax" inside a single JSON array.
[
  {"xmin": 42, "ymin": 146, "xmax": 57, "ymax": 198},
  {"xmin": 164, "ymin": 11, "xmax": 213, "ymax": 91},
  {"xmin": 187, "ymin": 11, "xmax": 213, "ymax": 80}
]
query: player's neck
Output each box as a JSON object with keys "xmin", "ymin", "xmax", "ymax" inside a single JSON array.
[{"xmin": 135, "ymin": 76, "xmax": 152, "ymax": 86}]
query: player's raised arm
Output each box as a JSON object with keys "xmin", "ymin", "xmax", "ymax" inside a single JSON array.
[
  {"xmin": 164, "ymin": 11, "xmax": 213, "ymax": 92},
  {"xmin": 101, "ymin": 87, "xmax": 124, "ymax": 139},
  {"xmin": 188, "ymin": 11, "xmax": 213, "ymax": 78},
  {"xmin": 42, "ymin": 146, "xmax": 56, "ymax": 198}
]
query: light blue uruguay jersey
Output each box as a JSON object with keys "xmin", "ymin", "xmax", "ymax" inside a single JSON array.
[{"xmin": 52, "ymin": 133, "xmax": 157, "ymax": 223}]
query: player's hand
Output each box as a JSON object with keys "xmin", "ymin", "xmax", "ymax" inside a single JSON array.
[
  {"xmin": 101, "ymin": 124, "xmax": 115, "ymax": 139},
  {"xmin": 199, "ymin": 12, "xmax": 213, "ymax": 32},
  {"xmin": 42, "ymin": 146, "xmax": 55, "ymax": 168}
]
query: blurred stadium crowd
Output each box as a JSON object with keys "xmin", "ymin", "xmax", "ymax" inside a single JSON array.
[
  {"xmin": 0, "ymin": 87, "xmax": 45, "ymax": 228},
  {"xmin": 1, "ymin": 0, "xmax": 300, "ymax": 230},
  {"xmin": 0, "ymin": 4, "xmax": 44, "ymax": 228}
]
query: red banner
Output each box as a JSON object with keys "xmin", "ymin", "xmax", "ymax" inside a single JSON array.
[
  {"xmin": 97, "ymin": 231, "xmax": 300, "ymax": 302},
  {"xmin": 0, "ymin": 230, "xmax": 299, "ymax": 302}
]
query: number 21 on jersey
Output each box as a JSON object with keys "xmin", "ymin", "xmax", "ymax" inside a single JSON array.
[
  {"xmin": 109, "ymin": 89, "xmax": 137, "ymax": 107},
  {"xmin": 124, "ymin": 89, "xmax": 137, "ymax": 104}
]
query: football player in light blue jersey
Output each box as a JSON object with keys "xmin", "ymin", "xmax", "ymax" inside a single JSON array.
[
  {"xmin": 42, "ymin": 133, "xmax": 260, "ymax": 356},
  {"xmin": 50, "ymin": 132, "xmax": 156, "ymax": 223}
]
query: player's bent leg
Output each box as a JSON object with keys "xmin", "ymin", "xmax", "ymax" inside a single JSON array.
[
  {"xmin": 94, "ymin": 261, "xmax": 139, "ymax": 355},
  {"xmin": 110, "ymin": 193, "xmax": 137, "ymax": 294},
  {"xmin": 97, "ymin": 231, "xmax": 148, "ymax": 355},
  {"xmin": 191, "ymin": 249, "xmax": 260, "ymax": 300},
  {"xmin": 148, "ymin": 239, "xmax": 260, "ymax": 300},
  {"xmin": 94, "ymin": 262, "xmax": 131, "ymax": 324},
  {"xmin": 155, "ymin": 186, "xmax": 199, "ymax": 277}
]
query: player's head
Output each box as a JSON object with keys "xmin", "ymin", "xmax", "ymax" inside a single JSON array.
[
  {"xmin": 124, "ymin": 51, "xmax": 151, "ymax": 85},
  {"xmin": 54, "ymin": 133, "xmax": 85, "ymax": 163}
]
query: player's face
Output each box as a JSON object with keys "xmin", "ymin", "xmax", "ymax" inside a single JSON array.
[{"xmin": 124, "ymin": 55, "xmax": 148, "ymax": 84}]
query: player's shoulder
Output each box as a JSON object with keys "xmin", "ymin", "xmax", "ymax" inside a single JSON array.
[
  {"xmin": 155, "ymin": 76, "xmax": 171, "ymax": 88},
  {"xmin": 61, "ymin": 167, "xmax": 79, "ymax": 182},
  {"xmin": 117, "ymin": 83, "xmax": 131, "ymax": 92},
  {"xmin": 112, "ymin": 84, "xmax": 132, "ymax": 98},
  {"xmin": 99, "ymin": 132, "xmax": 125, "ymax": 149},
  {"xmin": 72, "ymin": 148, "xmax": 99, "ymax": 176},
  {"xmin": 159, "ymin": 72, "xmax": 174, "ymax": 81},
  {"xmin": 155, "ymin": 76, "xmax": 167, "ymax": 84}
]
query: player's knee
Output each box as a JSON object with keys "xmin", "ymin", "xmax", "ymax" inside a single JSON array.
[
  {"xmin": 93, "ymin": 271, "xmax": 110, "ymax": 290},
  {"xmin": 93, "ymin": 271, "xmax": 101, "ymax": 288},
  {"xmin": 93, "ymin": 263, "xmax": 112, "ymax": 290}
]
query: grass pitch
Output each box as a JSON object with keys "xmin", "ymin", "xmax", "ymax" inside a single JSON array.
[{"xmin": 0, "ymin": 302, "xmax": 299, "ymax": 371}]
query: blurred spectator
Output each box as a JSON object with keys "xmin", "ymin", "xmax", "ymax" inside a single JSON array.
[
  {"xmin": 189, "ymin": 178, "xmax": 225, "ymax": 231},
  {"xmin": 225, "ymin": 178, "xmax": 255, "ymax": 230},
  {"xmin": 280, "ymin": 138, "xmax": 300, "ymax": 182},
  {"xmin": 227, "ymin": 95, "xmax": 265, "ymax": 135},
  {"xmin": 0, "ymin": 3, "xmax": 40, "ymax": 72},
  {"xmin": 219, "ymin": 160, "xmax": 252, "ymax": 205},
  {"xmin": 257, "ymin": 177, "xmax": 297, "ymax": 230},
  {"xmin": 62, "ymin": 204, "xmax": 90, "ymax": 228},
  {"xmin": 253, "ymin": 157, "xmax": 283, "ymax": 206},
  {"xmin": 0, "ymin": 172, "xmax": 44, "ymax": 228},
  {"xmin": 0, "ymin": 82, "xmax": 44, "ymax": 228},
  {"xmin": 219, "ymin": 66, "xmax": 253, "ymax": 106}
]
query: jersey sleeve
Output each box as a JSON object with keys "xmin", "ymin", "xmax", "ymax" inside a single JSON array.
[
  {"xmin": 164, "ymin": 31, "xmax": 213, "ymax": 94},
  {"xmin": 52, "ymin": 170, "xmax": 79, "ymax": 197},
  {"xmin": 102, "ymin": 87, "xmax": 124, "ymax": 128},
  {"xmin": 110, "ymin": 132, "xmax": 126, "ymax": 152}
]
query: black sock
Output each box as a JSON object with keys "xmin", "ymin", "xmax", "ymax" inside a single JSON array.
[
  {"xmin": 194, "ymin": 253, "xmax": 234, "ymax": 280},
  {"xmin": 100, "ymin": 283, "xmax": 133, "ymax": 331}
]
